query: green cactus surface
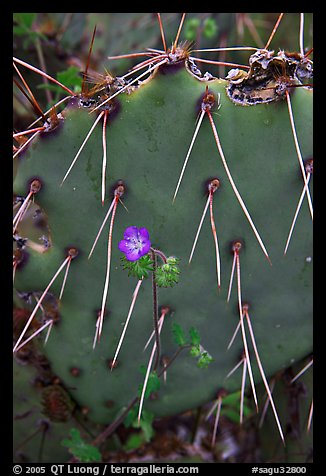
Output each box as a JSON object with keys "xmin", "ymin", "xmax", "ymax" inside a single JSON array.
[{"xmin": 13, "ymin": 13, "xmax": 313, "ymax": 463}]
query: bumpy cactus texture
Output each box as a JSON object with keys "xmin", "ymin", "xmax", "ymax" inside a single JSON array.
[{"xmin": 13, "ymin": 13, "xmax": 313, "ymax": 462}]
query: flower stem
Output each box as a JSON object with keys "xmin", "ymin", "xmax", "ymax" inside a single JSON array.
[
  {"xmin": 151, "ymin": 249, "xmax": 160, "ymax": 371},
  {"xmin": 150, "ymin": 247, "xmax": 167, "ymax": 264}
]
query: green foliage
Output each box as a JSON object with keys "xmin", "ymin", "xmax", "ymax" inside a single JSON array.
[
  {"xmin": 196, "ymin": 350, "xmax": 214, "ymax": 369},
  {"xmin": 124, "ymin": 408, "xmax": 155, "ymax": 442},
  {"xmin": 184, "ymin": 17, "xmax": 218, "ymax": 41},
  {"xmin": 138, "ymin": 367, "xmax": 161, "ymax": 399},
  {"xmin": 37, "ymin": 66, "xmax": 82, "ymax": 108},
  {"xmin": 57, "ymin": 67, "xmax": 82, "ymax": 93},
  {"xmin": 172, "ymin": 323, "xmax": 213, "ymax": 368},
  {"xmin": 184, "ymin": 18, "xmax": 201, "ymax": 41},
  {"xmin": 13, "ymin": 13, "xmax": 47, "ymax": 47},
  {"xmin": 172, "ymin": 322, "xmax": 187, "ymax": 347},
  {"xmin": 121, "ymin": 254, "xmax": 154, "ymax": 279},
  {"xmin": 203, "ymin": 18, "xmax": 218, "ymax": 39},
  {"xmin": 61, "ymin": 428, "xmax": 101, "ymax": 462},
  {"xmin": 189, "ymin": 327, "xmax": 201, "ymax": 346},
  {"xmin": 221, "ymin": 391, "xmax": 252, "ymax": 423},
  {"xmin": 155, "ymin": 257, "xmax": 181, "ymax": 288},
  {"xmin": 123, "ymin": 432, "xmax": 146, "ymax": 450}
]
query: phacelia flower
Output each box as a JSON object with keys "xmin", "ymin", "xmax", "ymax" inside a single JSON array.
[{"xmin": 118, "ymin": 226, "xmax": 151, "ymax": 262}]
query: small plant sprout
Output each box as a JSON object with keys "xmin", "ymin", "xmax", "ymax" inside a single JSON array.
[
  {"xmin": 189, "ymin": 179, "xmax": 221, "ymax": 289},
  {"xmin": 13, "ymin": 247, "xmax": 79, "ymax": 353},
  {"xmin": 172, "ymin": 323, "xmax": 213, "ymax": 368},
  {"xmin": 284, "ymin": 158, "xmax": 313, "ymax": 255},
  {"xmin": 115, "ymin": 231, "xmax": 179, "ymax": 367},
  {"xmin": 61, "ymin": 428, "xmax": 101, "ymax": 463},
  {"xmin": 242, "ymin": 303, "xmax": 285, "ymax": 443},
  {"xmin": 94, "ymin": 183, "xmax": 125, "ymax": 345},
  {"xmin": 13, "ymin": 179, "xmax": 42, "ymax": 234},
  {"xmin": 227, "ymin": 242, "xmax": 258, "ymax": 411},
  {"xmin": 206, "ymin": 388, "xmax": 227, "ymax": 448},
  {"xmin": 137, "ymin": 307, "xmax": 169, "ymax": 424},
  {"xmin": 107, "ymin": 226, "xmax": 152, "ymax": 357}
]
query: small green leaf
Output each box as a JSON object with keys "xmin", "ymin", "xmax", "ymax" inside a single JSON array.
[
  {"xmin": 172, "ymin": 322, "xmax": 187, "ymax": 347},
  {"xmin": 155, "ymin": 256, "xmax": 180, "ymax": 287},
  {"xmin": 123, "ymin": 407, "xmax": 138, "ymax": 428},
  {"xmin": 57, "ymin": 67, "xmax": 82, "ymax": 90},
  {"xmin": 123, "ymin": 408, "xmax": 155, "ymax": 443},
  {"xmin": 213, "ymin": 391, "xmax": 253, "ymax": 423},
  {"xmin": 121, "ymin": 254, "xmax": 154, "ymax": 279},
  {"xmin": 184, "ymin": 18, "xmax": 201, "ymax": 41},
  {"xmin": 197, "ymin": 351, "xmax": 214, "ymax": 368},
  {"xmin": 190, "ymin": 344, "xmax": 201, "ymax": 357},
  {"xmin": 189, "ymin": 327, "xmax": 200, "ymax": 346},
  {"xmin": 13, "ymin": 13, "xmax": 37, "ymax": 31},
  {"xmin": 61, "ymin": 428, "xmax": 101, "ymax": 462},
  {"xmin": 221, "ymin": 408, "xmax": 240, "ymax": 423},
  {"xmin": 203, "ymin": 18, "xmax": 218, "ymax": 39},
  {"xmin": 124, "ymin": 433, "xmax": 146, "ymax": 450},
  {"xmin": 138, "ymin": 367, "xmax": 160, "ymax": 399},
  {"xmin": 137, "ymin": 410, "xmax": 155, "ymax": 442}
]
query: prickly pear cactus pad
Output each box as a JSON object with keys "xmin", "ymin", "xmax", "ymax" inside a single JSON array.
[{"xmin": 13, "ymin": 13, "xmax": 313, "ymax": 462}]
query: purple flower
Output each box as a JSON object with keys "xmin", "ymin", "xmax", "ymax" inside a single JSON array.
[{"xmin": 118, "ymin": 226, "xmax": 151, "ymax": 262}]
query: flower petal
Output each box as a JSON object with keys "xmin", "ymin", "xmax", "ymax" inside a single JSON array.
[
  {"xmin": 138, "ymin": 227, "xmax": 150, "ymax": 242},
  {"xmin": 119, "ymin": 226, "xmax": 151, "ymax": 261},
  {"xmin": 125, "ymin": 248, "xmax": 144, "ymax": 261},
  {"xmin": 140, "ymin": 240, "xmax": 151, "ymax": 256},
  {"xmin": 118, "ymin": 240, "xmax": 132, "ymax": 254},
  {"xmin": 123, "ymin": 226, "xmax": 139, "ymax": 240}
]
